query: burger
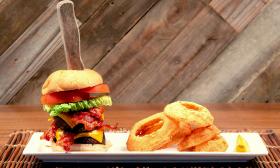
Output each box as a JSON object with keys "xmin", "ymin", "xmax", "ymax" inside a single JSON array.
[{"xmin": 40, "ymin": 69, "xmax": 112, "ymax": 151}]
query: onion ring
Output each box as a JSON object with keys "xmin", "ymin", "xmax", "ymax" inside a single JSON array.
[
  {"xmin": 178, "ymin": 125, "xmax": 220, "ymax": 151},
  {"xmin": 127, "ymin": 112, "xmax": 179, "ymax": 151},
  {"xmin": 164, "ymin": 101, "xmax": 214, "ymax": 130},
  {"xmin": 192, "ymin": 136, "xmax": 228, "ymax": 152}
]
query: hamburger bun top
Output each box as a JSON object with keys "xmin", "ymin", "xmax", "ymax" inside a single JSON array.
[{"xmin": 42, "ymin": 69, "xmax": 103, "ymax": 95}]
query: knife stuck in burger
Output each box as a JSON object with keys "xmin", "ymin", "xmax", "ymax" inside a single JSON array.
[{"xmin": 40, "ymin": 0, "xmax": 112, "ymax": 152}]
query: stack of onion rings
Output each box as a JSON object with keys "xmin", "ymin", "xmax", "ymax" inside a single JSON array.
[{"xmin": 126, "ymin": 101, "xmax": 228, "ymax": 152}]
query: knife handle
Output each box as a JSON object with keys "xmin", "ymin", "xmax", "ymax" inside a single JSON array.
[{"xmin": 57, "ymin": 0, "xmax": 85, "ymax": 70}]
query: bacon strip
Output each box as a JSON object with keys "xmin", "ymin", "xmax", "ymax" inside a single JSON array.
[
  {"xmin": 40, "ymin": 122, "xmax": 57, "ymax": 141},
  {"xmin": 70, "ymin": 107, "xmax": 104, "ymax": 130},
  {"xmin": 57, "ymin": 133, "xmax": 75, "ymax": 151}
]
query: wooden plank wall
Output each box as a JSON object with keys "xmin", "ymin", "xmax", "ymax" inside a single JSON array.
[{"xmin": 0, "ymin": 0, "xmax": 274, "ymax": 104}]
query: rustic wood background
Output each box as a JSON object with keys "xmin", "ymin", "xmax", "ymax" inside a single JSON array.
[{"xmin": 0, "ymin": 0, "xmax": 279, "ymax": 105}]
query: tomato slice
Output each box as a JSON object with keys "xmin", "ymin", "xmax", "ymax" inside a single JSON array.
[
  {"xmin": 41, "ymin": 84, "xmax": 110, "ymax": 105},
  {"xmin": 80, "ymin": 84, "xmax": 110, "ymax": 93},
  {"xmin": 41, "ymin": 90, "xmax": 90, "ymax": 105}
]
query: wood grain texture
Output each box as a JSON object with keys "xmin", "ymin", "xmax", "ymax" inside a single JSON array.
[
  {"xmin": 0, "ymin": 104, "xmax": 280, "ymax": 145},
  {"xmin": 1, "ymin": 0, "xmax": 271, "ymax": 104},
  {"xmin": 0, "ymin": 0, "xmax": 52, "ymax": 56},
  {"xmin": 151, "ymin": 12, "xmax": 237, "ymax": 103},
  {"xmin": 209, "ymin": 0, "xmax": 267, "ymax": 32},
  {"xmin": 72, "ymin": 0, "xmax": 105, "ymax": 23},
  {"xmin": 200, "ymin": 0, "xmax": 212, "ymax": 5},
  {"xmin": 176, "ymin": 0, "xmax": 280, "ymax": 103},
  {"xmin": 0, "ymin": 1, "xmax": 61, "ymax": 104},
  {"xmin": 233, "ymin": 51, "xmax": 280, "ymax": 103},
  {"xmin": 10, "ymin": 0, "xmax": 159, "ymax": 104},
  {"xmin": 80, "ymin": 0, "xmax": 159, "ymax": 68},
  {"xmin": 95, "ymin": 0, "xmax": 206, "ymax": 102},
  {"xmin": 115, "ymin": 7, "xmax": 236, "ymax": 103}
]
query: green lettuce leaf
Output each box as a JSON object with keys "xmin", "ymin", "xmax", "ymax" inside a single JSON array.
[{"xmin": 43, "ymin": 95, "xmax": 112, "ymax": 116}]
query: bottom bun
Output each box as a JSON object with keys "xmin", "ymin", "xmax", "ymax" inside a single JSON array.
[{"xmin": 47, "ymin": 141, "xmax": 112, "ymax": 152}]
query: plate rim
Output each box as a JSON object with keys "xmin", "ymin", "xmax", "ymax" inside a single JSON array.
[{"xmin": 23, "ymin": 132, "xmax": 268, "ymax": 157}]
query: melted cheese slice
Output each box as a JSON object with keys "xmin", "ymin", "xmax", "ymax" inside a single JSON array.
[
  {"xmin": 58, "ymin": 113, "xmax": 76, "ymax": 128},
  {"xmin": 74, "ymin": 129, "xmax": 104, "ymax": 143},
  {"xmin": 55, "ymin": 129, "xmax": 104, "ymax": 144},
  {"xmin": 58, "ymin": 113, "xmax": 105, "ymax": 129},
  {"xmin": 55, "ymin": 129, "xmax": 64, "ymax": 141}
]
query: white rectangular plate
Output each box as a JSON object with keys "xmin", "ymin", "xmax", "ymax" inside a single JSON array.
[{"xmin": 23, "ymin": 132, "xmax": 268, "ymax": 162}]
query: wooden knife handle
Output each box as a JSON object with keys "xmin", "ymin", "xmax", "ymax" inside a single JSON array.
[{"xmin": 57, "ymin": 0, "xmax": 85, "ymax": 70}]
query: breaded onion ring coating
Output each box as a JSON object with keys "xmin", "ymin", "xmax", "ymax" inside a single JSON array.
[
  {"xmin": 127, "ymin": 113, "xmax": 178, "ymax": 151},
  {"xmin": 164, "ymin": 101, "xmax": 214, "ymax": 130},
  {"xmin": 192, "ymin": 136, "xmax": 228, "ymax": 152},
  {"xmin": 178, "ymin": 125, "xmax": 220, "ymax": 151},
  {"xmin": 163, "ymin": 113, "xmax": 191, "ymax": 145}
]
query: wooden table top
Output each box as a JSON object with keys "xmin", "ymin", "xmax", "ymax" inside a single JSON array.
[{"xmin": 0, "ymin": 104, "xmax": 280, "ymax": 145}]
